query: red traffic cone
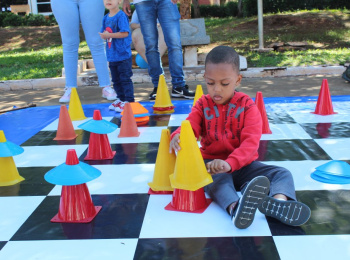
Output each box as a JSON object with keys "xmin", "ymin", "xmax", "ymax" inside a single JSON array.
[
  {"xmin": 118, "ymin": 102, "xmax": 140, "ymax": 137},
  {"xmin": 54, "ymin": 105, "xmax": 78, "ymax": 141},
  {"xmin": 84, "ymin": 133, "xmax": 116, "ymax": 160},
  {"xmin": 312, "ymin": 79, "xmax": 337, "ymax": 115},
  {"xmin": 165, "ymin": 187, "xmax": 212, "ymax": 214},
  {"xmin": 51, "ymin": 183, "xmax": 102, "ymax": 223},
  {"xmin": 255, "ymin": 91, "xmax": 272, "ymax": 134}
]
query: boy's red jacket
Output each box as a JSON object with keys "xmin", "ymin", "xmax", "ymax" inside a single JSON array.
[{"xmin": 171, "ymin": 92, "xmax": 262, "ymax": 173}]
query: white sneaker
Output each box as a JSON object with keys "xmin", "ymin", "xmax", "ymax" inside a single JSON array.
[
  {"xmin": 108, "ymin": 99, "xmax": 122, "ymax": 110},
  {"xmin": 59, "ymin": 87, "xmax": 72, "ymax": 103},
  {"xmin": 102, "ymin": 86, "xmax": 118, "ymax": 100}
]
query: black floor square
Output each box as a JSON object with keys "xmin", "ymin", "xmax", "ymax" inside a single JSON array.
[
  {"xmin": 79, "ymin": 143, "xmax": 159, "ymax": 165},
  {"xmin": 134, "ymin": 237, "xmax": 280, "ymax": 260},
  {"xmin": 0, "ymin": 242, "xmax": 6, "ymax": 251},
  {"xmin": 300, "ymin": 122, "xmax": 350, "ymax": 139},
  {"xmin": 10, "ymin": 194, "xmax": 149, "ymax": 241},
  {"xmin": 21, "ymin": 130, "xmax": 89, "ymax": 146},
  {"xmin": 268, "ymin": 111, "xmax": 296, "ymax": 124},
  {"xmin": 268, "ymin": 190, "xmax": 350, "ymax": 236},
  {"xmin": 0, "ymin": 167, "xmax": 55, "ymax": 196},
  {"xmin": 258, "ymin": 139, "xmax": 332, "ymax": 161}
]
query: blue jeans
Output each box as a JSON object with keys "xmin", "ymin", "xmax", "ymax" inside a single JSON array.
[
  {"xmin": 204, "ymin": 161, "xmax": 297, "ymax": 213},
  {"xmin": 135, "ymin": 0, "xmax": 185, "ymax": 89},
  {"xmin": 51, "ymin": 0, "xmax": 110, "ymax": 88},
  {"xmin": 109, "ymin": 58, "xmax": 134, "ymax": 102}
]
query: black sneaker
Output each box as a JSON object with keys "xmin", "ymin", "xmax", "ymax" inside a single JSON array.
[
  {"xmin": 258, "ymin": 197, "xmax": 311, "ymax": 226},
  {"xmin": 171, "ymin": 85, "xmax": 195, "ymax": 99},
  {"xmin": 149, "ymin": 88, "xmax": 157, "ymax": 100},
  {"xmin": 342, "ymin": 66, "xmax": 350, "ymax": 82},
  {"xmin": 232, "ymin": 176, "xmax": 270, "ymax": 229}
]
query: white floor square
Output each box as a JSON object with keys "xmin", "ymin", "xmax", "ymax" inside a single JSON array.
[
  {"xmin": 274, "ymin": 235, "xmax": 350, "ymax": 260},
  {"xmin": 261, "ymin": 123, "xmax": 312, "ymax": 140},
  {"xmin": 288, "ymin": 110, "xmax": 350, "ymax": 124},
  {"xmin": 48, "ymin": 164, "xmax": 155, "ymax": 196},
  {"xmin": 264, "ymin": 160, "xmax": 350, "ymax": 191},
  {"xmin": 314, "ymin": 138, "xmax": 350, "ymax": 160},
  {"xmin": 108, "ymin": 126, "xmax": 167, "ymax": 144},
  {"xmin": 0, "ymin": 239, "xmax": 138, "ymax": 260},
  {"xmin": 139, "ymin": 195, "xmax": 271, "ymax": 239},
  {"xmin": 14, "ymin": 145, "xmax": 88, "ymax": 167},
  {"xmin": 0, "ymin": 196, "xmax": 45, "ymax": 241},
  {"xmin": 168, "ymin": 114, "xmax": 189, "ymax": 127}
]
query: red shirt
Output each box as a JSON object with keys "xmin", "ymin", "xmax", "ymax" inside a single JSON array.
[{"xmin": 171, "ymin": 92, "xmax": 262, "ymax": 173}]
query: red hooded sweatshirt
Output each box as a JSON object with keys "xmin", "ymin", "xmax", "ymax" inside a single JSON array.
[{"xmin": 171, "ymin": 92, "xmax": 262, "ymax": 173}]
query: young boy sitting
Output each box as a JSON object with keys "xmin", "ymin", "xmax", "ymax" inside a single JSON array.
[{"xmin": 169, "ymin": 46, "xmax": 311, "ymax": 229}]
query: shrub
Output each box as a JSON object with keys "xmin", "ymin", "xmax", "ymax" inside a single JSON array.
[
  {"xmin": 2, "ymin": 12, "xmax": 24, "ymax": 27},
  {"xmin": 24, "ymin": 13, "xmax": 48, "ymax": 26}
]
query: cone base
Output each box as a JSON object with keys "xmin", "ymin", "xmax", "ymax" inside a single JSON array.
[
  {"xmin": 153, "ymin": 109, "xmax": 175, "ymax": 115},
  {"xmin": 148, "ymin": 188, "xmax": 173, "ymax": 195},
  {"xmin": 311, "ymin": 111, "xmax": 338, "ymax": 116},
  {"xmin": 51, "ymin": 206, "xmax": 102, "ymax": 223},
  {"xmin": 165, "ymin": 198, "xmax": 212, "ymax": 214},
  {"xmin": 118, "ymin": 132, "xmax": 140, "ymax": 138},
  {"xmin": 84, "ymin": 151, "xmax": 116, "ymax": 161},
  {"xmin": 0, "ymin": 176, "xmax": 25, "ymax": 187},
  {"xmin": 53, "ymin": 134, "xmax": 78, "ymax": 141}
]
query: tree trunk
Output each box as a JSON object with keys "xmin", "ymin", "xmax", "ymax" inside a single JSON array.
[
  {"xmin": 192, "ymin": 0, "xmax": 201, "ymax": 18},
  {"xmin": 180, "ymin": 0, "xmax": 191, "ymax": 19},
  {"xmin": 220, "ymin": 0, "xmax": 226, "ymax": 6},
  {"xmin": 237, "ymin": 0, "xmax": 243, "ymax": 17}
]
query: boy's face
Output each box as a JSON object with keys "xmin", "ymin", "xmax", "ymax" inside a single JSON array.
[
  {"xmin": 103, "ymin": 0, "xmax": 120, "ymax": 10},
  {"xmin": 204, "ymin": 62, "xmax": 242, "ymax": 105}
]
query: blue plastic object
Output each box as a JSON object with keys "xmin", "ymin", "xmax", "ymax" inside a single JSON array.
[
  {"xmin": 44, "ymin": 161, "xmax": 102, "ymax": 185},
  {"xmin": 78, "ymin": 119, "xmax": 118, "ymax": 134},
  {"xmin": 135, "ymin": 53, "xmax": 148, "ymax": 69},
  {"xmin": 0, "ymin": 141, "xmax": 24, "ymax": 157},
  {"xmin": 316, "ymin": 160, "xmax": 350, "ymax": 177}
]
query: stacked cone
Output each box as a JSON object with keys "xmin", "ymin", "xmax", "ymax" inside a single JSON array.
[
  {"xmin": 54, "ymin": 105, "xmax": 78, "ymax": 141},
  {"xmin": 153, "ymin": 75, "xmax": 175, "ymax": 114},
  {"xmin": 312, "ymin": 79, "xmax": 337, "ymax": 115},
  {"xmin": 68, "ymin": 87, "xmax": 87, "ymax": 121},
  {"xmin": 255, "ymin": 91, "xmax": 272, "ymax": 134},
  {"xmin": 118, "ymin": 102, "xmax": 140, "ymax": 137},
  {"xmin": 193, "ymin": 85, "xmax": 204, "ymax": 107},
  {"xmin": 148, "ymin": 129, "xmax": 175, "ymax": 194},
  {"xmin": 121, "ymin": 102, "xmax": 150, "ymax": 126},
  {"xmin": 165, "ymin": 120, "xmax": 213, "ymax": 213},
  {"xmin": 311, "ymin": 160, "xmax": 350, "ymax": 184},
  {"xmin": 0, "ymin": 130, "xmax": 25, "ymax": 186},
  {"xmin": 45, "ymin": 149, "xmax": 102, "ymax": 223},
  {"xmin": 79, "ymin": 110, "xmax": 117, "ymax": 160}
]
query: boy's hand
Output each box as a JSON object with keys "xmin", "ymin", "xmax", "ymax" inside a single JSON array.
[
  {"xmin": 206, "ymin": 159, "xmax": 231, "ymax": 175},
  {"xmin": 122, "ymin": 0, "xmax": 132, "ymax": 16},
  {"xmin": 99, "ymin": 31, "xmax": 110, "ymax": 40},
  {"xmin": 169, "ymin": 134, "xmax": 181, "ymax": 153}
]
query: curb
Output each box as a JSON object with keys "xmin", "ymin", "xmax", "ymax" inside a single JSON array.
[{"xmin": 0, "ymin": 65, "xmax": 345, "ymax": 91}]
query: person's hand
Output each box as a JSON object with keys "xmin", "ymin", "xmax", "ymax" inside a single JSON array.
[
  {"xmin": 171, "ymin": 0, "xmax": 179, "ymax": 3},
  {"xmin": 122, "ymin": 0, "xmax": 132, "ymax": 16},
  {"xmin": 169, "ymin": 134, "xmax": 181, "ymax": 153},
  {"xmin": 206, "ymin": 159, "xmax": 231, "ymax": 175},
  {"xmin": 99, "ymin": 31, "xmax": 110, "ymax": 40}
]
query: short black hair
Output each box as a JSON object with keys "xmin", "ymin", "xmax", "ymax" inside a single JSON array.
[{"xmin": 205, "ymin": 46, "xmax": 240, "ymax": 74}]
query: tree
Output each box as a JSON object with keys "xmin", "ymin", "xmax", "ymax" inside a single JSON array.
[
  {"xmin": 180, "ymin": 0, "xmax": 191, "ymax": 19},
  {"xmin": 192, "ymin": 0, "xmax": 201, "ymax": 18},
  {"xmin": 237, "ymin": 0, "xmax": 243, "ymax": 17}
]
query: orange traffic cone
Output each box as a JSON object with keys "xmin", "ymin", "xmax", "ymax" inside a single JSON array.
[
  {"xmin": 54, "ymin": 105, "xmax": 78, "ymax": 141},
  {"xmin": 312, "ymin": 79, "xmax": 337, "ymax": 115},
  {"xmin": 121, "ymin": 102, "xmax": 149, "ymax": 126},
  {"xmin": 255, "ymin": 91, "xmax": 272, "ymax": 134},
  {"xmin": 118, "ymin": 102, "xmax": 140, "ymax": 137}
]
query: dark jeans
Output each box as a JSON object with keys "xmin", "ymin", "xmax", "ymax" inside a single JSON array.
[
  {"xmin": 204, "ymin": 161, "xmax": 296, "ymax": 212},
  {"xmin": 109, "ymin": 57, "xmax": 134, "ymax": 102}
]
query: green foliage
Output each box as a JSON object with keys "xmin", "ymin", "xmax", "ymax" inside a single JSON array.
[
  {"xmin": 24, "ymin": 13, "xmax": 47, "ymax": 26},
  {"xmin": 1, "ymin": 12, "xmax": 24, "ymax": 27},
  {"xmin": 0, "ymin": 12, "xmax": 57, "ymax": 27},
  {"xmin": 191, "ymin": 2, "xmax": 238, "ymax": 18},
  {"xmin": 241, "ymin": 0, "xmax": 350, "ymax": 17}
]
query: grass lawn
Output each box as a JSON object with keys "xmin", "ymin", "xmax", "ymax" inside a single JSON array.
[{"xmin": 0, "ymin": 9, "xmax": 350, "ymax": 80}]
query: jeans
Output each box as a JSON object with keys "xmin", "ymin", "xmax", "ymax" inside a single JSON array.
[
  {"xmin": 51, "ymin": 0, "xmax": 110, "ymax": 88},
  {"xmin": 109, "ymin": 58, "xmax": 134, "ymax": 102},
  {"xmin": 204, "ymin": 161, "xmax": 296, "ymax": 212},
  {"xmin": 135, "ymin": 0, "xmax": 185, "ymax": 89}
]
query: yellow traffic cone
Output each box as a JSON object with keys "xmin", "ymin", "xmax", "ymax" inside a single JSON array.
[
  {"xmin": 193, "ymin": 84, "xmax": 204, "ymax": 106},
  {"xmin": 0, "ymin": 131, "xmax": 25, "ymax": 186},
  {"xmin": 148, "ymin": 129, "xmax": 175, "ymax": 193},
  {"xmin": 68, "ymin": 88, "xmax": 87, "ymax": 121},
  {"xmin": 153, "ymin": 75, "xmax": 175, "ymax": 114},
  {"xmin": 169, "ymin": 120, "xmax": 213, "ymax": 191}
]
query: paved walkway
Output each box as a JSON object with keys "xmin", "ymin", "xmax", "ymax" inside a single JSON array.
[{"xmin": 1, "ymin": 74, "xmax": 349, "ymax": 112}]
